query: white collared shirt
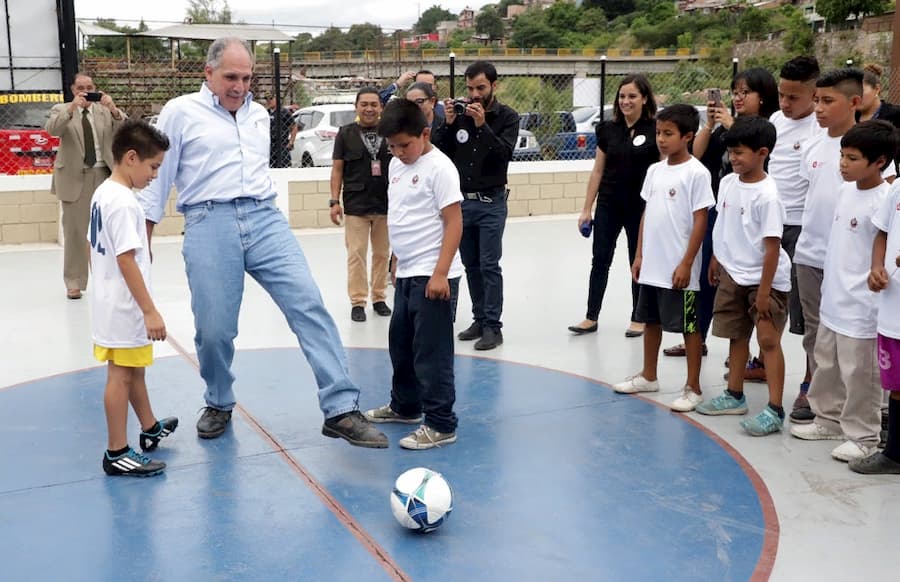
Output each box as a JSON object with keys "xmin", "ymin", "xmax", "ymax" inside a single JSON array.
[
  {"xmin": 77, "ymin": 104, "xmax": 104, "ymax": 168},
  {"xmin": 137, "ymin": 83, "xmax": 275, "ymax": 222}
]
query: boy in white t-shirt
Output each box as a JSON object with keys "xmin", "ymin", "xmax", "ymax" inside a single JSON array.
[
  {"xmin": 363, "ymin": 99, "xmax": 464, "ymax": 450},
  {"xmin": 613, "ymin": 105, "xmax": 715, "ymax": 412},
  {"xmin": 791, "ymin": 69, "xmax": 863, "ymax": 423},
  {"xmin": 90, "ymin": 120, "xmax": 176, "ymax": 477},
  {"xmin": 852, "ymin": 178, "xmax": 900, "ymax": 474},
  {"xmin": 767, "ymin": 56, "xmax": 821, "ymax": 414},
  {"xmin": 696, "ymin": 117, "xmax": 793, "ymax": 436},
  {"xmin": 791, "ymin": 121, "xmax": 897, "ymax": 462}
]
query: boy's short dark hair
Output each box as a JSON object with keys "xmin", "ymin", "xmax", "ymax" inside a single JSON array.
[
  {"xmin": 355, "ymin": 86, "xmax": 380, "ymax": 104},
  {"xmin": 841, "ymin": 119, "xmax": 898, "ymax": 171},
  {"xmin": 723, "ymin": 116, "xmax": 777, "ymax": 152},
  {"xmin": 112, "ymin": 119, "xmax": 169, "ymax": 163},
  {"xmin": 377, "ymin": 99, "xmax": 427, "ymax": 138},
  {"xmin": 816, "ymin": 68, "xmax": 864, "ymax": 99},
  {"xmin": 464, "ymin": 60, "xmax": 497, "ymax": 83},
  {"xmin": 655, "ymin": 104, "xmax": 698, "ymax": 137},
  {"xmin": 780, "ymin": 56, "xmax": 820, "ymax": 83}
]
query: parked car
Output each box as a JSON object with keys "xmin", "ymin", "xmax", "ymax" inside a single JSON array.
[
  {"xmin": 290, "ymin": 104, "xmax": 357, "ymax": 167},
  {"xmin": 520, "ymin": 111, "xmax": 597, "ymax": 161},
  {"xmin": 572, "ymin": 105, "xmax": 613, "ymax": 133},
  {"xmin": 0, "ymin": 91, "xmax": 61, "ymax": 175},
  {"xmin": 512, "ymin": 128, "xmax": 541, "ymax": 162}
]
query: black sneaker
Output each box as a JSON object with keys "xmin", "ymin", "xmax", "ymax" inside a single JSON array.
[
  {"xmin": 197, "ymin": 407, "xmax": 232, "ymax": 439},
  {"xmin": 322, "ymin": 411, "xmax": 389, "ymax": 448},
  {"xmin": 880, "ymin": 408, "xmax": 889, "ymax": 449},
  {"xmin": 474, "ymin": 328, "xmax": 503, "ymax": 351},
  {"xmin": 351, "ymin": 306, "xmax": 366, "ymax": 322},
  {"xmin": 140, "ymin": 417, "xmax": 179, "ymax": 451},
  {"xmin": 103, "ymin": 447, "xmax": 166, "ymax": 477},
  {"xmin": 373, "ymin": 301, "xmax": 392, "ymax": 316},
  {"xmin": 457, "ymin": 321, "xmax": 482, "ymax": 341}
]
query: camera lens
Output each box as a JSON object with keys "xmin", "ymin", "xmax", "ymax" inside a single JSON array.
[{"xmin": 453, "ymin": 101, "xmax": 466, "ymax": 115}]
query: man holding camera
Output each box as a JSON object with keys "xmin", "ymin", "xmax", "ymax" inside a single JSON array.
[
  {"xmin": 440, "ymin": 61, "xmax": 519, "ymax": 350},
  {"xmin": 46, "ymin": 73, "xmax": 124, "ymax": 300}
]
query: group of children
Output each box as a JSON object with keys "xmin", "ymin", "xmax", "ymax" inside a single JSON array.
[
  {"xmin": 89, "ymin": 97, "xmax": 465, "ymax": 476},
  {"xmin": 612, "ymin": 59, "xmax": 900, "ymax": 475}
]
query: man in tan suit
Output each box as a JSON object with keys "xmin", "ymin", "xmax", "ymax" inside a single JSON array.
[{"xmin": 46, "ymin": 73, "xmax": 124, "ymax": 299}]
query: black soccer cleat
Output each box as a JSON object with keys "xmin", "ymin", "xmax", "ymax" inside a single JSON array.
[
  {"xmin": 139, "ymin": 417, "xmax": 179, "ymax": 452},
  {"xmin": 102, "ymin": 447, "xmax": 166, "ymax": 477}
]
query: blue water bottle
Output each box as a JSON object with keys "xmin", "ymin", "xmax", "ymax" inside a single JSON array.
[{"xmin": 580, "ymin": 219, "xmax": 593, "ymax": 238}]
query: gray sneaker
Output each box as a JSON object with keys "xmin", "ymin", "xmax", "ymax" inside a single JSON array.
[
  {"xmin": 363, "ymin": 404, "xmax": 423, "ymax": 424},
  {"xmin": 849, "ymin": 452, "xmax": 900, "ymax": 475},
  {"xmin": 399, "ymin": 425, "xmax": 457, "ymax": 450}
]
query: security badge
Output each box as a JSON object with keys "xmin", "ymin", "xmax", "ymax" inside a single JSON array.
[
  {"xmin": 456, "ymin": 129, "xmax": 469, "ymax": 143},
  {"xmin": 633, "ymin": 134, "xmax": 646, "ymax": 147},
  {"xmin": 371, "ymin": 160, "xmax": 381, "ymax": 177}
]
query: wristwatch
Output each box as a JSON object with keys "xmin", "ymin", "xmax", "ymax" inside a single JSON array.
[{"xmin": 328, "ymin": 199, "xmax": 340, "ymax": 207}]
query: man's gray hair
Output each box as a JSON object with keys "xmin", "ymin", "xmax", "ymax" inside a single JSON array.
[{"xmin": 206, "ymin": 37, "xmax": 254, "ymax": 69}]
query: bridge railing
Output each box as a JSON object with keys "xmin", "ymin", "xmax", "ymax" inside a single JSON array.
[{"xmin": 296, "ymin": 47, "xmax": 713, "ymax": 61}]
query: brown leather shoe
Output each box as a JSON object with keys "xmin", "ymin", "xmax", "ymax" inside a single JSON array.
[
  {"xmin": 66, "ymin": 289, "xmax": 82, "ymax": 300},
  {"xmin": 322, "ymin": 411, "xmax": 389, "ymax": 448},
  {"xmin": 663, "ymin": 343, "xmax": 709, "ymax": 357}
]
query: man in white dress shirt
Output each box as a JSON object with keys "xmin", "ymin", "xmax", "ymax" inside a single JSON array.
[{"xmin": 137, "ymin": 37, "xmax": 387, "ymax": 448}]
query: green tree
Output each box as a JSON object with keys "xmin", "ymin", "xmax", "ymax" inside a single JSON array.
[
  {"xmin": 576, "ymin": 7, "xmax": 607, "ymax": 33},
  {"xmin": 346, "ymin": 23, "xmax": 384, "ymax": 51},
  {"xmin": 779, "ymin": 5, "xmax": 814, "ymax": 53},
  {"xmin": 583, "ymin": 0, "xmax": 634, "ymax": 21},
  {"xmin": 544, "ymin": 1, "xmax": 580, "ymax": 31},
  {"xmin": 85, "ymin": 19, "xmax": 167, "ymax": 58},
  {"xmin": 497, "ymin": 0, "xmax": 525, "ymax": 18},
  {"xmin": 307, "ymin": 27, "xmax": 353, "ymax": 53},
  {"xmin": 415, "ymin": 5, "xmax": 457, "ymax": 34},
  {"xmin": 476, "ymin": 6, "xmax": 505, "ymax": 40},
  {"xmin": 737, "ymin": 6, "xmax": 771, "ymax": 40},
  {"xmin": 815, "ymin": 0, "xmax": 889, "ymax": 24},
  {"xmin": 185, "ymin": 0, "xmax": 233, "ymax": 24},
  {"xmin": 509, "ymin": 10, "xmax": 562, "ymax": 48}
]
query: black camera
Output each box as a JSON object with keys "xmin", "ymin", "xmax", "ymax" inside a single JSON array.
[
  {"xmin": 452, "ymin": 98, "xmax": 469, "ymax": 116},
  {"xmin": 84, "ymin": 92, "xmax": 102, "ymax": 102}
]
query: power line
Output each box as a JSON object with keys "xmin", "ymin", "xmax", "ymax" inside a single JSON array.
[{"xmin": 77, "ymin": 16, "xmax": 411, "ymax": 33}]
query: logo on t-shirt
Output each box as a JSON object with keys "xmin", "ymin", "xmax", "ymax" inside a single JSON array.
[
  {"xmin": 896, "ymin": 201, "xmax": 900, "ymax": 212},
  {"xmin": 668, "ymin": 188, "xmax": 676, "ymax": 197},
  {"xmin": 793, "ymin": 142, "xmax": 801, "ymax": 150},
  {"xmin": 392, "ymin": 176, "xmax": 401, "ymax": 183},
  {"xmin": 850, "ymin": 217, "xmax": 858, "ymax": 229},
  {"xmin": 412, "ymin": 175, "xmax": 419, "ymax": 185},
  {"xmin": 812, "ymin": 161, "xmax": 818, "ymax": 168},
  {"xmin": 456, "ymin": 129, "xmax": 469, "ymax": 144}
]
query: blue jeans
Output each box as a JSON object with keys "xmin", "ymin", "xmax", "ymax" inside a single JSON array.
[
  {"xmin": 181, "ymin": 198, "xmax": 360, "ymax": 418},
  {"xmin": 389, "ymin": 276, "xmax": 459, "ymax": 433},
  {"xmin": 459, "ymin": 195, "xmax": 507, "ymax": 329}
]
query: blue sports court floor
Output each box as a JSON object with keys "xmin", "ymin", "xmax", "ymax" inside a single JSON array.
[{"xmin": 0, "ymin": 216, "xmax": 896, "ymax": 581}]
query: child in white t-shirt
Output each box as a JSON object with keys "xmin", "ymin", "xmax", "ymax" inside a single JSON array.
[
  {"xmin": 613, "ymin": 105, "xmax": 715, "ymax": 412},
  {"xmin": 853, "ymin": 177, "xmax": 900, "ymax": 474},
  {"xmin": 767, "ymin": 56, "xmax": 822, "ymax": 415},
  {"xmin": 792, "ymin": 120, "xmax": 897, "ymax": 462},
  {"xmin": 362, "ymin": 99, "xmax": 464, "ymax": 450},
  {"xmin": 90, "ymin": 120, "xmax": 176, "ymax": 477},
  {"xmin": 697, "ymin": 117, "xmax": 793, "ymax": 436}
]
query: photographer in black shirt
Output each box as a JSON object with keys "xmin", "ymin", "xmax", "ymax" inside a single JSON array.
[{"xmin": 440, "ymin": 61, "xmax": 519, "ymax": 351}]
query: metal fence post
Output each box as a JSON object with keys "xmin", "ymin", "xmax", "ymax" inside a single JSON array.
[
  {"xmin": 731, "ymin": 57, "xmax": 739, "ymax": 117},
  {"xmin": 600, "ymin": 54, "xmax": 606, "ymax": 122},
  {"xmin": 273, "ymin": 47, "xmax": 282, "ymax": 161},
  {"xmin": 449, "ymin": 52, "xmax": 456, "ymax": 99}
]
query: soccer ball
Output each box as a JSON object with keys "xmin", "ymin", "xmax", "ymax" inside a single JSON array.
[{"xmin": 390, "ymin": 467, "xmax": 453, "ymax": 533}]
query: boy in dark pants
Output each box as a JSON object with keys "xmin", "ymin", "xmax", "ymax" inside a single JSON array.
[{"xmin": 363, "ymin": 99, "xmax": 464, "ymax": 450}]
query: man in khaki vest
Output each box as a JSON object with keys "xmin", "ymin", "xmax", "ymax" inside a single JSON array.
[{"xmin": 46, "ymin": 73, "xmax": 124, "ymax": 299}]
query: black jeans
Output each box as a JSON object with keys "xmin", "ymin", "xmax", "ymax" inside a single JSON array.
[
  {"xmin": 459, "ymin": 194, "xmax": 507, "ymax": 329},
  {"xmin": 389, "ymin": 276, "xmax": 460, "ymax": 434},
  {"xmin": 586, "ymin": 198, "xmax": 643, "ymax": 321}
]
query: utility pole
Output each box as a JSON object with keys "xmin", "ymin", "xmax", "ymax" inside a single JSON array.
[{"xmin": 892, "ymin": 5, "xmax": 900, "ymax": 103}]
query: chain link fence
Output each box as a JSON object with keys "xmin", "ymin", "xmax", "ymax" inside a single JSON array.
[{"xmin": 0, "ymin": 47, "xmax": 898, "ymax": 173}]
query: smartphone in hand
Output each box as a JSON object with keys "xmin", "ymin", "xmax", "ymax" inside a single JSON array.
[{"xmin": 707, "ymin": 88, "xmax": 722, "ymax": 108}]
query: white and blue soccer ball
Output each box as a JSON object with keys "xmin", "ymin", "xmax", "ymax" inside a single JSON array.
[{"xmin": 390, "ymin": 467, "xmax": 453, "ymax": 533}]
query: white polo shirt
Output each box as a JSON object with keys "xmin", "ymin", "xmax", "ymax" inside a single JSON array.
[{"xmin": 767, "ymin": 110, "xmax": 822, "ymax": 226}]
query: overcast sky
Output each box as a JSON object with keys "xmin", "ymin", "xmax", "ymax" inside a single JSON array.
[{"xmin": 73, "ymin": 0, "xmax": 487, "ymax": 33}]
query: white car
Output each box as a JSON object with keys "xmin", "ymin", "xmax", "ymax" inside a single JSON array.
[
  {"xmin": 290, "ymin": 104, "xmax": 357, "ymax": 167},
  {"xmin": 572, "ymin": 105, "xmax": 613, "ymax": 133}
]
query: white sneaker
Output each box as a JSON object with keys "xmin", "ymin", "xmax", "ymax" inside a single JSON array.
[
  {"xmin": 790, "ymin": 422, "xmax": 843, "ymax": 441},
  {"xmin": 831, "ymin": 440, "xmax": 878, "ymax": 462},
  {"xmin": 670, "ymin": 387, "xmax": 703, "ymax": 412},
  {"xmin": 613, "ymin": 374, "xmax": 660, "ymax": 394}
]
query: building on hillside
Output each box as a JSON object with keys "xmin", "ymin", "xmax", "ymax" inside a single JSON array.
[
  {"xmin": 459, "ymin": 6, "xmax": 476, "ymax": 29},
  {"xmin": 436, "ymin": 20, "xmax": 459, "ymax": 44}
]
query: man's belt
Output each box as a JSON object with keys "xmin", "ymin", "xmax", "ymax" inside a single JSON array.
[{"xmin": 462, "ymin": 188, "xmax": 507, "ymax": 203}]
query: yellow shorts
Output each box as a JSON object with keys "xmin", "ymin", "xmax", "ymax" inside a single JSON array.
[{"xmin": 94, "ymin": 344, "xmax": 153, "ymax": 367}]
